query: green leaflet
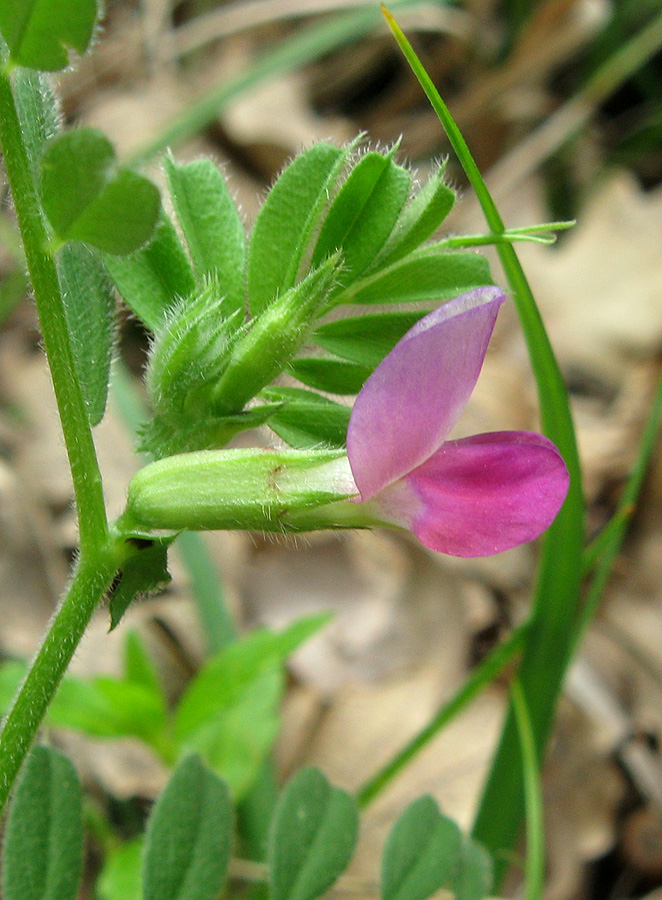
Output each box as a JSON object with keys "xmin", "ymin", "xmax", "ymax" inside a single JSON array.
[
  {"xmin": 290, "ymin": 356, "xmax": 372, "ymax": 395},
  {"xmin": 58, "ymin": 242, "xmax": 115, "ymax": 426},
  {"xmin": 104, "ymin": 210, "xmax": 196, "ymax": 331},
  {"xmin": 2, "ymin": 746, "xmax": 83, "ymax": 900},
  {"xmin": 174, "ymin": 617, "xmax": 329, "ymax": 795},
  {"xmin": 41, "ymin": 128, "xmax": 160, "ymax": 254},
  {"xmin": 269, "ymin": 768, "xmax": 359, "ymax": 900},
  {"xmin": 381, "ymin": 797, "xmax": 461, "ymax": 900},
  {"xmin": 313, "ymin": 311, "xmax": 426, "ymax": 367},
  {"xmin": 0, "ymin": 0, "xmax": 97, "ymax": 71},
  {"xmin": 164, "ymin": 154, "xmax": 246, "ymax": 314},
  {"xmin": 312, "ymin": 150, "xmax": 411, "ymax": 289},
  {"xmin": 381, "ymin": 797, "xmax": 493, "ymax": 900},
  {"xmin": 371, "ymin": 161, "xmax": 455, "ymax": 269},
  {"xmin": 263, "ymin": 386, "xmax": 351, "ymax": 448},
  {"xmin": 143, "ymin": 756, "xmax": 232, "ymax": 900},
  {"xmin": 248, "ymin": 142, "xmax": 348, "ymax": 314},
  {"xmin": 337, "ymin": 245, "xmax": 492, "ymax": 306}
]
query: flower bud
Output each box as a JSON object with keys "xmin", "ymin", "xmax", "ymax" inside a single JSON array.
[{"xmin": 211, "ymin": 254, "xmax": 342, "ymax": 415}]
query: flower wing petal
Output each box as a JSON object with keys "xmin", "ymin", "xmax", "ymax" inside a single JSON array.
[
  {"xmin": 347, "ymin": 286, "xmax": 506, "ymax": 499},
  {"xmin": 376, "ymin": 431, "xmax": 569, "ymax": 556}
]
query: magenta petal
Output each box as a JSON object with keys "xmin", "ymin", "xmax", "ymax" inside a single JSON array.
[
  {"xmin": 376, "ymin": 431, "xmax": 569, "ymax": 557},
  {"xmin": 347, "ymin": 287, "xmax": 506, "ymax": 499}
]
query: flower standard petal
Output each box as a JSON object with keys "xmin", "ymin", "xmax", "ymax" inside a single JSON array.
[
  {"xmin": 346, "ymin": 286, "xmax": 506, "ymax": 499},
  {"xmin": 375, "ymin": 431, "xmax": 569, "ymax": 557}
]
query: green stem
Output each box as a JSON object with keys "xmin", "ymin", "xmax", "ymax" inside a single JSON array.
[
  {"xmin": 0, "ymin": 66, "xmax": 108, "ymax": 552},
  {"xmin": 511, "ymin": 679, "xmax": 545, "ymax": 900},
  {"xmin": 357, "ymin": 622, "xmax": 528, "ymax": 808},
  {"xmin": 382, "ymin": 9, "xmax": 585, "ymax": 879},
  {"xmin": 0, "ymin": 547, "xmax": 121, "ymax": 814}
]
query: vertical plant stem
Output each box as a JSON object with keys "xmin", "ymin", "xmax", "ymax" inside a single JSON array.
[
  {"xmin": 0, "ymin": 65, "xmax": 108, "ymax": 552},
  {"xmin": 0, "ymin": 548, "xmax": 121, "ymax": 814},
  {"xmin": 382, "ymin": 8, "xmax": 584, "ymax": 880}
]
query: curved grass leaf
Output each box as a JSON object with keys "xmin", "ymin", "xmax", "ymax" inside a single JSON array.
[
  {"xmin": 0, "ymin": 0, "xmax": 97, "ymax": 71},
  {"xmin": 338, "ymin": 246, "xmax": 492, "ymax": 306},
  {"xmin": 381, "ymin": 796, "xmax": 461, "ymax": 900},
  {"xmin": 58, "ymin": 241, "xmax": 115, "ymax": 426},
  {"xmin": 143, "ymin": 755, "xmax": 232, "ymax": 900},
  {"xmin": 164, "ymin": 154, "xmax": 246, "ymax": 314},
  {"xmin": 312, "ymin": 151, "xmax": 411, "ymax": 288},
  {"xmin": 290, "ymin": 356, "xmax": 372, "ymax": 395},
  {"xmin": 314, "ymin": 311, "xmax": 425, "ymax": 367},
  {"xmin": 41, "ymin": 129, "xmax": 160, "ymax": 254},
  {"xmin": 263, "ymin": 386, "xmax": 350, "ymax": 448},
  {"xmin": 269, "ymin": 768, "xmax": 358, "ymax": 900},
  {"xmin": 2, "ymin": 746, "xmax": 83, "ymax": 900},
  {"xmin": 105, "ymin": 210, "xmax": 196, "ymax": 331},
  {"xmin": 248, "ymin": 143, "xmax": 348, "ymax": 315}
]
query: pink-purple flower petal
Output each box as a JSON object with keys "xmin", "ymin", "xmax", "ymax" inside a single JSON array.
[
  {"xmin": 347, "ymin": 286, "xmax": 506, "ymax": 499},
  {"xmin": 374, "ymin": 431, "xmax": 569, "ymax": 557}
]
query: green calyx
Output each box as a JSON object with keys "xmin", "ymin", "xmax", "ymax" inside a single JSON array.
[
  {"xmin": 211, "ymin": 254, "xmax": 342, "ymax": 415},
  {"xmin": 124, "ymin": 447, "xmax": 362, "ymax": 534}
]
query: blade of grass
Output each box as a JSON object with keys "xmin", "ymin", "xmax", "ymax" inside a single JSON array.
[
  {"xmin": 127, "ymin": 2, "xmax": 417, "ymax": 167},
  {"xmin": 357, "ymin": 622, "xmax": 529, "ymax": 808},
  {"xmin": 511, "ymin": 678, "xmax": 545, "ymax": 900},
  {"xmin": 575, "ymin": 366, "xmax": 662, "ymax": 647},
  {"xmin": 382, "ymin": 7, "xmax": 584, "ymax": 882}
]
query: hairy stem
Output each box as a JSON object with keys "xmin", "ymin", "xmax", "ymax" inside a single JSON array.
[
  {"xmin": 0, "ymin": 65, "xmax": 108, "ymax": 552},
  {"xmin": 0, "ymin": 548, "xmax": 121, "ymax": 814}
]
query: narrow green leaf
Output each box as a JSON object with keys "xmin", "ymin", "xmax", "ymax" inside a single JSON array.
[
  {"xmin": 164, "ymin": 154, "xmax": 246, "ymax": 314},
  {"xmin": 454, "ymin": 838, "xmax": 493, "ymax": 900},
  {"xmin": 2, "ymin": 746, "xmax": 83, "ymax": 900},
  {"xmin": 104, "ymin": 210, "xmax": 196, "ymax": 331},
  {"xmin": 290, "ymin": 356, "xmax": 372, "ymax": 395},
  {"xmin": 58, "ymin": 241, "xmax": 115, "ymax": 426},
  {"xmin": 263, "ymin": 386, "xmax": 350, "ymax": 448},
  {"xmin": 174, "ymin": 617, "xmax": 328, "ymax": 795},
  {"xmin": 0, "ymin": 0, "xmax": 97, "ymax": 71},
  {"xmin": 248, "ymin": 143, "xmax": 347, "ymax": 314},
  {"xmin": 143, "ymin": 756, "xmax": 232, "ymax": 900},
  {"xmin": 314, "ymin": 311, "xmax": 425, "ymax": 367},
  {"xmin": 340, "ymin": 246, "xmax": 492, "ymax": 306},
  {"xmin": 381, "ymin": 796, "xmax": 461, "ymax": 900},
  {"xmin": 109, "ymin": 541, "xmax": 172, "ymax": 630},
  {"xmin": 41, "ymin": 129, "xmax": 160, "ymax": 254},
  {"xmin": 372, "ymin": 163, "xmax": 455, "ymax": 268},
  {"xmin": 96, "ymin": 838, "xmax": 143, "ymax": 900},
  {"xmin": 312, "ymin": 151, "xmax": 411, "ymax": 287},
  {"xmin": 269, "ymin": 767, "xmax": 358, "ymax": 900}
]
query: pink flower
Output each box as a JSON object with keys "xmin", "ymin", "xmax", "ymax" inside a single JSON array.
[{"xmin": 346, "ymin": 287, "xmax": 569, "ymax": 557}]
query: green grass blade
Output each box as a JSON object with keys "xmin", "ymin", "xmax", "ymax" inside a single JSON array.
[
  {"xmin": 575, "ymin": 367, "xmax": 662, "ymax": 645},
  {"xmin": 511, "ymin": 679, "xmax": 545, "ymax": 900},
  {"xmin": 127, "ymin": 6, "xmax": 397, "ymax": 166},
  {"xmin": 357, "ymin": 623, "xmax": 528, "ymax": 808},
  {"xmin": 382, "ymin": 8, "xmax": 584, "ymax": 881}
]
